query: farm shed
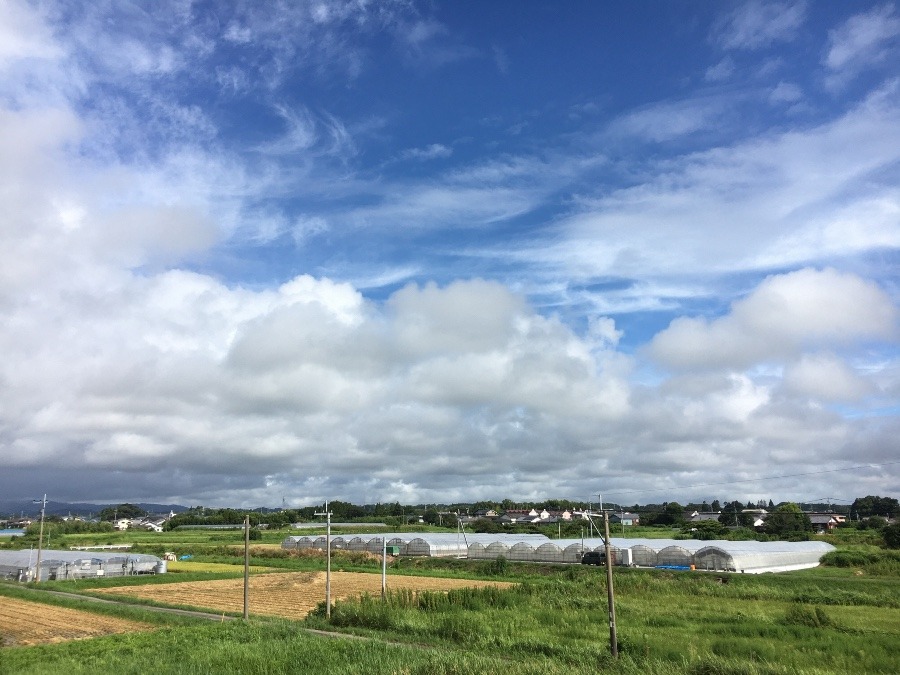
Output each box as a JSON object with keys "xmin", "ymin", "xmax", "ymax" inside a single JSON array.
[{"xmin": 0, "ymin": 550, "xmax": 165, "ymax": 582}]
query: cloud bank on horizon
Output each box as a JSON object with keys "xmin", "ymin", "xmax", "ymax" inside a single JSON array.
[{"xmin": 0, "ymin": 0, "xmax": 897, "ymax": 508}]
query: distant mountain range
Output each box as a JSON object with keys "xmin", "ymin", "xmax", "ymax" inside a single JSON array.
[{"xmin": 0, "ymin": 500, "xmax": 189, "ymax": 518}]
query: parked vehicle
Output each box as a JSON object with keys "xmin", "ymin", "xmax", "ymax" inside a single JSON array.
[{"xmin": 581, "ymin": 551, "xmax": 606, "ymax": 565}]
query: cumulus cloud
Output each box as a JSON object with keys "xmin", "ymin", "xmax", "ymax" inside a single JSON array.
[
  {"xmin": 648, "ymin": 268, "xmax": 898, "ymax": 371},
  {"xmin": 783, "ymin": 353, "xmax": 877, "ymax": 403},
  {"xmin": 0, "ymin": 1, "xmax": 897, "ymax": 507}
]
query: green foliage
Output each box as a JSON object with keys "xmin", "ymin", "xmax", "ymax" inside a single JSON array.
[
  {"xmin": 860, "ymin": 515, "xmax": 887, "ymax": 530},
  {"xmin": 422, "ymin": 507, "xmax": 439, "ymax": 525},
  {"xmin": 97, "ymin": 503, "xmax": 147, "ymax": 521},
  {"xmin": 884, "ymin": 522, "xmax": 900, "ymax": 549},
  {"xmin": 683, "ymin": 520, "xmax": 727, "ymax": 540},
  {"xmin": 482, "ymin": 555, "xmax": 509, "ymax": 576},
  {"xmin": 851, "ymin": 495, "xmax": 899, "ymax": 518},
  {"xmin": 764, "ymin": 503, "xmax": 812, "ymax": 538}
]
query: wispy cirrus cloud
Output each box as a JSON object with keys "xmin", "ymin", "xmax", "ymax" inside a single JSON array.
[
  {"xmin": 400, "ymin": 143, "xmax": 453, "ymax": 161},
  {"xmin": 713, "ymin": 0, "xmax": 808, "ymax": 51},
  {"xmin": 824, "ymin": 3, "xmax": 900, "ymax": 89}
]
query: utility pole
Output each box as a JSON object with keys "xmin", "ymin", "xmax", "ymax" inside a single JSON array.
[
  {"xmin": 381, "ymin": 537, "xmax": 387, "ymax": 601},
  {"xmin": 603, "ymin": 510, "xmax": 618, "ymax": 658},
  {"xmin": 315, "ymin": 503, "xmax": 332, "ymax": 619},
  {"xmin": 585, "ymin": 502, "xmax": 618, "ymax": 659},
  {"xmin": 243, "ymin": 515, "xmax": 250, "ymax": 620},
  {"xmin": 33, "ymin": 495, "xmax": 46, "ymax": 584}
]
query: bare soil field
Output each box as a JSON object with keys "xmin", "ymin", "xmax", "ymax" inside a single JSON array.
[
  {"xmin": 93, "ymin": 571, "xmax": 513, "ymax": 620},
  {"xmin": 0, "ymin": 597, "xmax": 154, "ymax": 647}
]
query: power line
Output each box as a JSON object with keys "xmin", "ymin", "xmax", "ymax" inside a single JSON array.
[{"xmin": 603, "ymin": 460, "xmax": 900, "ymax": 497}]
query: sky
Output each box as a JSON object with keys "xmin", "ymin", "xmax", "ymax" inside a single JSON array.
[{"xmin": 1, "ymin": 0, "xmax": 898, "ymax": 510}]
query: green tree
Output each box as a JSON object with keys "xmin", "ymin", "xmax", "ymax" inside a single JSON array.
[
  {"xmin": 883, "ymin": 522, "xmax": 900, "ymax": 549},
  {"xmin": 851, "ymin": 495, "xmax": 899, "ymax": 518},
  {"xmin": 684, "ymin": 519, "xmax": 726, "ymax": 540},
  {"xmin": 764, "ymin": 503, "xmax": 812, "ymax": 538},
  {"xmin": 423, "ymin": 507, "xmax": 439, "ymax": 525},
  {"xmin": 98, "ymin": 503, "xmax": 147, "ymax": 521}
]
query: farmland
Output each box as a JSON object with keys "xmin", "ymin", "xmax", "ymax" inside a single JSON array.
[
  {"xmin": 0, "ymin": 596, "xmax": 154, "ymax": 647},
  {"xmin": 1, "ymin": 526, "xmax": 899, "ymax": 674},
  {"xmin": 91, "ymin": 570, "xmax": 513, "ymax": 620}
]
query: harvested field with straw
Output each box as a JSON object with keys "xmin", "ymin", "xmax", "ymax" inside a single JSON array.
[
  {"xmin": 0, "ymin": 597, "xmax": 154, "ymax": 647},
  {"xmin": 93, "ymin": 571, "xmax": 513, "ymax": 620}
]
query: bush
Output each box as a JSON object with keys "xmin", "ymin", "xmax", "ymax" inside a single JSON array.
[{"xmin": 883, "ymin": 522, "xmax": 900, "ymax": 549}]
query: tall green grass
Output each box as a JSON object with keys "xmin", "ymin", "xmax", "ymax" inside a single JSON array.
[{"xmin": 4, "ymin": 556, "xmax": 899, "ymax": 674}]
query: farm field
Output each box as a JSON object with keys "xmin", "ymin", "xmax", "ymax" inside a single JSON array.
[
  {"xmin": 0, "ymin": 596, "xmax": 154, "ymax": 647},
  {"xmin": 91, "ymin": 570, "xmax": 514, "ymax": 619}
]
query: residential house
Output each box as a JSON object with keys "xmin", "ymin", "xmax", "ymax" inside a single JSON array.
[
  {"xmin": 808, "ymin": 514, "xmax": 839, "ymax": 534},
  {"xmin": 609, "ymin": 512, "xmax": 640, "ymax": 526}
]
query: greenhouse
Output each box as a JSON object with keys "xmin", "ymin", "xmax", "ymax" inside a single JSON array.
[
  {"xmin": 280, "ymin": 533, "xmax": 834, "ymax": 572},
  {"xmin": 692, "ymin": 540, "xmax": 836, "ymax": 573},
  {"xmin": 0, "ymin": 550, "xmax": 166, "ymax": 582}
]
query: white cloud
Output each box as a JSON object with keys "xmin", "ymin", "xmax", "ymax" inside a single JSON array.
[
  {"xmin": 400, "ymin": 143, "xmax": 453, "ymax": 161},
  {"xmin": 0, "ymin": 0, "xmax": 62, "ymax": 67},
  {"xmin": 705, "ymin": 57, "xmax": 735, "ymax": 82},
  {"xmin": 538, "ymin": 82, "xmax": 900, "ymax": 284},
  {"xmin": 607, "ymin": 97, "xmax": 731, "ymax": 142},
  {"xmin": 714, "ymin": 0, "xmax": 808, "ymax": 50},
  {"xmin": 0, "ymin": 1, "xmax": 897, "ymax": 506},
  {"xmin": 648, "ymin": 268, "xmax": 897, "ymax": 371},
  {"xmin": 783, "ymin": 353, "xmax": 877, "ymax": 403},
  {"xmin": 768, "ymin": 81, "xmax": 803, "ymax": 104},
  {"xmin": 824, "ymin": 4, "xmax": 900, "ymax": 74}
]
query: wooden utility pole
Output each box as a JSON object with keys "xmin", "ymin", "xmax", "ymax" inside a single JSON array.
[
  {"xmin": 243, "ymin": 515, "xmax": 250, "ymax": 620},
  {"xmin": 603, "ymin": 510, "xmax": 618, "ymax": 658}
]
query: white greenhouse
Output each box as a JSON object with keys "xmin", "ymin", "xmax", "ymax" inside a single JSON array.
[
  {"xmin": 0, "ymin": 550, "xmax": 166, "ymax": 582},
  {"xmin": 280, "ymin": 533, "xmax": 834, "ymax": 573}
]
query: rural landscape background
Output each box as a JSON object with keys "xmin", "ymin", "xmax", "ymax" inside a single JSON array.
[
  {"xmin": 2, "ymin": 494, "xmax": 899, "ymax": 673},
  {"xmin": 2, "ymin": 0, "xmax": 899, "ymax": 671}
]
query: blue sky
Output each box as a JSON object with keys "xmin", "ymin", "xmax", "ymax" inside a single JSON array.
[{"xmin": 0, "ymin": 1, "xmax": 898, "ymax": 508}]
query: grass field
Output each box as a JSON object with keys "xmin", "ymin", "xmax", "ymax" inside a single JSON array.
[{"xmin": 2, "ymin": 527, "xmax": 899, "ymax": 674}]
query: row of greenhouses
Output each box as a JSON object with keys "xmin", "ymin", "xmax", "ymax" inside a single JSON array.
[
  {"xmin": 0, "ymin": 550, "xmax": 166, "ymax": 582},
  {"xmin": 281, "ymin": 533, "xmax": 835, "ymax": 573}
]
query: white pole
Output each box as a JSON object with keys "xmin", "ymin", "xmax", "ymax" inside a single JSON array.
[
  {"xmin": 34, "ymin": 495, "xmax": 46, "ymax": 584},
  {"xmin": 314, "ymin": 503, "xmax": 333, "ymax": 619}
]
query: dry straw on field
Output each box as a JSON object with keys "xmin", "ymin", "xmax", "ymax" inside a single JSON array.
[
  {"xmin": 0, "ymin": 597, "xmax": 154, "ymax": 647},
  {"xmin": 93, "ymin": 571, "xmax": 513, "ymax": 620}
]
